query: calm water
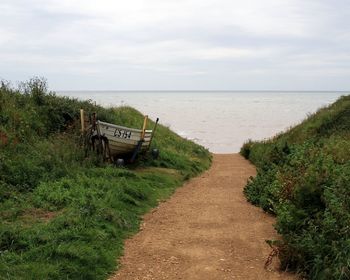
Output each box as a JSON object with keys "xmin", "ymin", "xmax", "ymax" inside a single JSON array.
[{"xmin": 58, "ymin": 91, "xmax": 345, "ymax": 153}]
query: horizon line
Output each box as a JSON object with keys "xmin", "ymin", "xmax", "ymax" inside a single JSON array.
[{"xmin": 55, "ymin": 89, "xmax": 350, "ymax": 93}]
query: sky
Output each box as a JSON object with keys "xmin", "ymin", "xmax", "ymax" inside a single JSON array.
[{"xmin": 0, "ymin": 0, "xmax": 349, "ymax": 91}]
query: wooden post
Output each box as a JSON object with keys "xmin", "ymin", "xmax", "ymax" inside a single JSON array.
[
  {"xmin": 130, "ymin": 115, "xmax": 148, "ymax": 163},
  {"xmin": 140, "ymin": 115, "xmax": 148, "ymax": 140},
  {"xmin": 92, "ymin": 112, "xmax": 97, "ymax": 130},
  {"xmin": 80, "ymin": 109, "xmax": 85, "ymax": 133}
]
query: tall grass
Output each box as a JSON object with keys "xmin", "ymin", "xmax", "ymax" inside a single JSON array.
[
  {"xmin": 240, "ymin": 95, "xmax": 350, "ymax": 279},
  {"xmin": 0, "ymin": 78, "xmax": 211, "ymax": 279}
]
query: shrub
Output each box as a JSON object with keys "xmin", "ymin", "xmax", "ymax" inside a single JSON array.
[{"xmin": 242, "ymin": 95, "xmax": 350, "ymax": 279}]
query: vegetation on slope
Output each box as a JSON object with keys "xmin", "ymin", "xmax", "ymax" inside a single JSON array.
[
  {"xmin": 0, "ymin": 78, "xmax": 211, "ymax": 280},
  {"xmin": 241, "ymin": 95, "xmax": 350, "ymax": 279}
]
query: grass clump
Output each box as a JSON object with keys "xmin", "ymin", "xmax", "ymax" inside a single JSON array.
[
  {"xmin": 0, "ymin": 78, "xmax": 211, "ymax": 279},
  {"xmin": 240, "ymin": 95, "xmax": 350, "ymax": 279}
]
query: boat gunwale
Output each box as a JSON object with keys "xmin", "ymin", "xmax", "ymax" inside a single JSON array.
[{"xmin": 97, "ymin": 120, "xmax": 153, "ymax": 134}]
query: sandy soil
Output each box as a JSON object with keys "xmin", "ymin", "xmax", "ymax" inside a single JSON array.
[{"xmin": 109, "ymin": 154, "xmax": 297, "ymax": 280}]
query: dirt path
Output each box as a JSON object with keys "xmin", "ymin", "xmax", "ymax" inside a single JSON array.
[{"xmin": 110, "ymin": 154, "xmax": 296, "ymax": 280}]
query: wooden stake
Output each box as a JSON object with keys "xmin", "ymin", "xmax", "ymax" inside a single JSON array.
[
  {"xmin": 92, "ymin": 112, "xmax": 97, "ymax": 130},
  {"xmin": 131, "ymin": 115, "xmax": 148, "ymax": 163},
  {"xmin": 141, "ymin": 115, "xmax": 148, "ymax": 140},
  {"xmin": 80, "ymin": 109, "xmax": 85, "ymax": 133}
]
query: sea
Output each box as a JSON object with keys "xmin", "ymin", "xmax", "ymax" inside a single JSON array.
[{"xmin": 57, "ymin": 91, "xmax": 346, "ymax": 153}]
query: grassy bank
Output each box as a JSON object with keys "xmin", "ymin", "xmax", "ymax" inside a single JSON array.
[
  {"xmin": 0, "ymin": 78, "xmax": 211, "ymax": 280},
  {"xmin": 241, "ymin": 95, "xmax": 350, "ymax": 279}
]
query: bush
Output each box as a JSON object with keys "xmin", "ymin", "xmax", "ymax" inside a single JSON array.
[{"xmin": 241, "ymin": 95, "xmax": 350, "ymax": 279}]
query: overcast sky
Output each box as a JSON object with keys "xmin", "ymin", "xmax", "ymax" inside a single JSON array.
[{"xmin": 0, "ymin": 0, "xmax": 349, "ymax": 90}]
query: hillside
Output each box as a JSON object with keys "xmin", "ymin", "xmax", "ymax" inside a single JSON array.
[
  {"xmin": 0, "ymin": 78, "xmax": 211, "ymax": 279},
  {"xmin": 241, "ymin": 95, "xmax": 350, "ymax": 279}
]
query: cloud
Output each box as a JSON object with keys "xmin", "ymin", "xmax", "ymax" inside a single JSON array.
[{"xmin": 0, "ymin": 0, "xmax": 349, "ymax": 90}]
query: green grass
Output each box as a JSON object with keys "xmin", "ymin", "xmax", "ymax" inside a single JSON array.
[
  {"xmin": 240, "ymin": 95, "xmax": 350, "ymax": 279},
  {"xmin": 0, "ymin": 78, "xmax": 212, "ymax": 279}
]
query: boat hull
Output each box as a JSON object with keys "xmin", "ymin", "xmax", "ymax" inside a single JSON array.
[{"xmin": 96, "ymin": 121, "xmax": 152, "ymax": 156}]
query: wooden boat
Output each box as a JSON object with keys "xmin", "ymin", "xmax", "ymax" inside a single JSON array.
[
  {"xmin": 96, "ymin": 120, "xmax": 153, "ymax": 156},
  {"xmin": 80, "ymin": 110, "xmax": 159, "ymax": 162}
]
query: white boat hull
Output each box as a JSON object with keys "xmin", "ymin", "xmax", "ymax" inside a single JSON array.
[{"xmin": 96, "ymin": 120, "xmax": 152, "ymax": 156}]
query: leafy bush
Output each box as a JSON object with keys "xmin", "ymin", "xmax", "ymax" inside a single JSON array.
[{"xmin": 241, "ymin": 95, "xmax": 350, "ymax": 279}]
